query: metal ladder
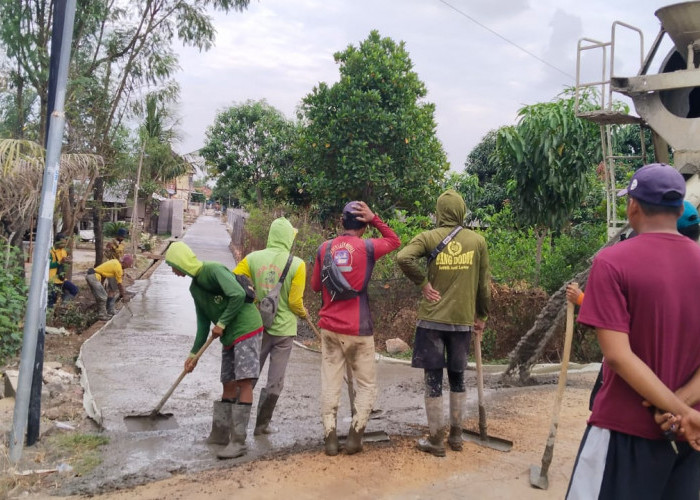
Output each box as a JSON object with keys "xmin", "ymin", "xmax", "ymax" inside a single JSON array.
[{"xmin": 574, "ymin": 21, "xmax": 647, "ymax": 240}]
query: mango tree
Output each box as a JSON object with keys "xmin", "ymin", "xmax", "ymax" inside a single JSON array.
[{"xmin": 495, "ymin": 90, "xmax": 600, "ymax": 287}]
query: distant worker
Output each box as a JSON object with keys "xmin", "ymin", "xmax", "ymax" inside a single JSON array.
[
  {"xmin": 397, "ymin": 189, "xmax": 490, "ymax": 457},
  {"xmin": 566, "ymin": 164, "xmax": 700, "ymax": 499},
  {"xmin": 165, "ymin": 241, "xmax": 263, "ymax": 460},
  {"xmin": 48, "ymin": 233, "xmax": 79, "ymax": 307},
  {"xmin": 104, "ymin": 227, "xmax": 128, "ymax": 313},
  {"xmin": 311, "ymin": 201, "xmax": 400, "ymax": 456},
  {"xmin": 85, "ymin": 254, "xmax": 133, "ymax": 320},
  {"xmin": 233, "ymin": 217, "xmax": 307, "ymax": 436}
]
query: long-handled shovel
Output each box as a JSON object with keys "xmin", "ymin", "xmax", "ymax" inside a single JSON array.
[
  {"xmin": 124, "ymin": 335, "xmax": 216, "ymax": 432},
  {"xmin": 530, "ymin": 299, "xmax": 576, "ymax": 489},
  {"xmin": 462, "ymin": 332, "xmax": 514, "ymax": 452}
]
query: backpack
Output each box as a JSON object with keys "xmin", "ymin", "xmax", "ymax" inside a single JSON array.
[
  {"xmin": 259, "ymin": 249, "xmax": 295, "ymax": 329},
  {"xmin": 320, "ymin": 239, "xmax": 374, "ymax": 301}
]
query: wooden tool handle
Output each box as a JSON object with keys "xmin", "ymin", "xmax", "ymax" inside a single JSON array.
[
  {"xmin": 152, "ymin": 335, "xmax": 216, "ymax": 415},
  {"xmin": 474, "ymin": 333, "xmax": 488, "ymax": 440},
  {"xmin": 304, "ymin": 313, "xmax": 322, "ymax": 341}
]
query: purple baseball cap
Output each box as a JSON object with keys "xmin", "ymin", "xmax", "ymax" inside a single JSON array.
[{"xmin": 617, "ymin": 163, "xmax": 685, "ymax": 207}]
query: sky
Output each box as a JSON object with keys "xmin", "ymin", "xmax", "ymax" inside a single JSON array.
[{"xmin": 173, "ymin": 0, "xmax": 675, "ymax": 171}]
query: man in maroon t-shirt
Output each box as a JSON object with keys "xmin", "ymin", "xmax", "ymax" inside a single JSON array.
[
  {"xmin": 567, "ymin": 164, "xmax": 700, "ymax": 500},
  {"xmin": 311, "ymin": 201, "xmax": 400, "ymax": 456}
]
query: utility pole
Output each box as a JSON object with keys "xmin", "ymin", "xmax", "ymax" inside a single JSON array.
[
  {"xmin": 10, "ymin": 0, "xmax": 76, "ymax": 463},
  {"xmin": 131, "ymin": 143, "xmax": 145, "ymax": 255}
]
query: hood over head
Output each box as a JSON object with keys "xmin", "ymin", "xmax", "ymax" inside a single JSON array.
[
  {"xmin": 165, "ymin": 241, "xmax": 203, "ymax": 277},
  {"xmin": 436, "ymin": 189, "xmax": 466, "ymax": 228},
  {"xmin": 266, "ymin": 217, "xmax": 298, "ymax": 251}
]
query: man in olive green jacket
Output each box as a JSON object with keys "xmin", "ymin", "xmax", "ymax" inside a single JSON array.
[
  {"xmin": 397, "ymin": 189, "xmax": 490, "ymax": 457},
  {"xmin": 234, "ymin": 217, "xmax": 306, "ymax": 436}
]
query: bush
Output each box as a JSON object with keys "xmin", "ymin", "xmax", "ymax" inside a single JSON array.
[
  {"xmin": 139, "ymin": 232, "xmax": 158, "ymax": 252},
  {"xmin": 103, "ymin": 221, "xmax": 129, "ymax": 238},
  {"xmin": 0, "ymin": 243, "xmax": 28, "ymax": 364}
]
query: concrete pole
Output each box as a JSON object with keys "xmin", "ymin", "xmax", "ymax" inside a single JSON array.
[
  {"xmin": 131, "ymin": 144, "xmax": 145, "ymax": 255},
  {"xmin": 9, "ymin": 0, "xmax": 76, "ymax": 463}
]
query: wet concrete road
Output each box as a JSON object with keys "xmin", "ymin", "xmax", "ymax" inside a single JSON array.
[{"xmin": 72, "ymin": 215, "xmax": 429, "ymax": 495}]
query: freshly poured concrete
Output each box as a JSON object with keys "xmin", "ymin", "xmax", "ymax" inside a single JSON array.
[{"xmin": 72, "ymin": 215, "xmax": 428, "ymax": 495}]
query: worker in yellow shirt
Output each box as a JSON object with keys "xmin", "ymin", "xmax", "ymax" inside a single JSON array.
[
  {"xmin": 48, "ymin": 233, "xmax": 79, "ymax": 307},
  {"xmin": 86, "ymin": 254, "xmax": 134, "ymax": 320}
]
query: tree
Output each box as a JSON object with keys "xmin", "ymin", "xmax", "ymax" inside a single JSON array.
[
  {"xmin": 495, "ymin": 90, "xmax": 600, "ymax": 286},
  {"xmin": 0, "ymin": 0, "xmax": 251, "ymax": 262},
  {"xmin": 296, "ymin": 30, "xmax": 448, "ymax": 219},
  {"xmin": 463, "ymin": 129, "xmax": 507, "ymax": 215},
  {"xmin": 201, "ymin": 100, "xmax": 297, "ymax": 208}
]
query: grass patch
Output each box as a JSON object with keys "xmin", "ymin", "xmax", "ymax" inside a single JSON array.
[{"xmin": 47, "ymin": 433, "xmax": 109, "ymax": 476}]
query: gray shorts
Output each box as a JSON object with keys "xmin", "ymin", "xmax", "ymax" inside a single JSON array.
[{"xmin": 220, "ymin": 331, "xmax": 262, "ymax": 383}]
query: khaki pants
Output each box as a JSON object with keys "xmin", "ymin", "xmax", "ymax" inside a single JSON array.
[{"xmin": 320, "ymin": 328, "xmax": 377, "ymax": 437}]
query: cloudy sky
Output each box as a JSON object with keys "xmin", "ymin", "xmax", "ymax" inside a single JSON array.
[{"xmin": 173, "ymin": 0, "xmax": 673, "ymax": 170}]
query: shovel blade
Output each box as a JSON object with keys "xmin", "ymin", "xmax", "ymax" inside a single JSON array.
[
  {"xmin": 123, "ymin": 412, "xmax": 178, "ymax": 432},
  {"xmin": 338, "ymin": 430, "xmax": 390, "ymax": 443},
  {"xmin": 461, "ymin": 429, "xmax": 513, "ymax": 452},
  {"xmin": 529, "ymin": 465, "xmax": 549, "ymax": 490}
]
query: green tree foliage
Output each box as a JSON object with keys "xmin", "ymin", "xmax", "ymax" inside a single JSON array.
[
  {"xmin": 0, "ymin": 242, "xmax": 28, "ymax": 364},
  {"xmin": 202, "ymin": 100, "xmax": 298, "ymax": 208},
  {"xmin": 495, "ymin": 90, "xmax": 600, "ymax": 285},
  {"xmin": 296, "ymin": 30, "xmax": 448, "ymax": 219},
  {"xmin": 463, "ymin": 129, "xmax": 507, "ymax": 215}
]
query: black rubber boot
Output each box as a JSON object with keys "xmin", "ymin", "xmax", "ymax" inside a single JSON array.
[
  {"xmin": 254, "ymin": 389, "xmax": 279, "ymax": 436},
  {"xmin": 106, "ymin": 297, "xmax": 117, "ymax": 315},
  {"xmin": 448, "ymin": 391, "xmax": 466, "ymax": 451},
  {"xmin": 324, "ymin": 429, "xmax": 339, "ymax": 456},
  {"xmin": 206, "ymin": 400, "xmax": 232, "ymax": 445},
  {"xmin": 217, "ymin": 403, "xmax": 251, "ymax": 459},
  {"xmin": 344, "ymin": 425, "xmax": 365, "ymax": 455},
  {"xmin": 417, "ymin": 396, "xmax": 445, "ymax": 457}
]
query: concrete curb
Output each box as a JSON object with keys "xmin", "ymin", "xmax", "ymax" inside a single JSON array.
[{"xmin": 292, "ymin": 339, "xmax": 601, "ymax": 376}]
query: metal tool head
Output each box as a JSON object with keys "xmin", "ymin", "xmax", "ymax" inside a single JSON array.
[{"xmin": 529, "ymin": 465, "xmax": 549, "ymax": 490}]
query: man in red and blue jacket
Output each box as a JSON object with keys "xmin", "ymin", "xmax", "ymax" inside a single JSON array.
[{"xmin": 311, "ymin": 200, "xmax": 400, "ymax": 456}]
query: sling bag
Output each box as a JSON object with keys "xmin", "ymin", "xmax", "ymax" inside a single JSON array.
[
  {"xmin": 426, "ymin": 225, "xmax": 463, "ymax": 266},
  {"xmin": 259, "ymin": 243, "xmax": 296, "ymax": 329},
  {"xmin": 321, "ymin": 239, "xmax": 375, "ymax": 302}
]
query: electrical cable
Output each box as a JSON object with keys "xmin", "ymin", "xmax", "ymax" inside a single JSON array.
[{"xmin": 437, "ymin": 0, "xmax": 575, "ymax": 80}]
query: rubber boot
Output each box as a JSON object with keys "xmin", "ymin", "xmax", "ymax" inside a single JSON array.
[
  {"xmin": 417, "ymin": 396, "xmax": 446, "ymax": 457},
  {"xmin": 217, "ymin": 403, "xmax": 251, "ymax": 459},
  {"xmin": 345, "ymin": 425, "xmax": 365, "ymax": 455},
  {"xmin": 96, "ymin": 298, "xmax": 110, "ymax": 321},
  {"xmin": 254, "ymin": 389, "xmax": 279, "ymax": 436},
  {"xmin": 206, "ymin": 400, "xmax": 232, "ymax": 445},
  {"xmin": 106, "ymin": 296, "xmax": 117, "ymax": 316},
  {"xmin": 448, "ymin": 391, "xmax": 466, "ymax": 451},
  {"xmin": 324, "ymin": 429, "xmax": 339, "ymax": 456}
]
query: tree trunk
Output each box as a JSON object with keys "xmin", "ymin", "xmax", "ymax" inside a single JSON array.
[
  {"xmin": 93, "ymin": 176, "xmax": 105, "ymax": 266},
  {"xmin": 533, "ymin": 227, "xmax": 547, "ymax": 288}
]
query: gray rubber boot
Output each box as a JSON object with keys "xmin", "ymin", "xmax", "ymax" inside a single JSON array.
[
  {"xmin": 206, "ymin": 400, "xmax": 232, "ymax": 445},
  {"xmin": 448, "ymin": 391, "xmax": 466, "ymax": 451},
  {"xmin": 324, "ymin": 429, "xmax": 339, "ymax": 456},
  {"xmin": 254, "ymin": 389, "xmax": 279, "ymax": 436},
  {"xmin": 344, "ymin": 425, "xmax": 365, "ymax": 455},
  {"xmin": 96, "ymin": 298, "xmax": 110, "ymax": 321},
  {"xmin": 106, "ymin": 297, "xmax": 117, "ymax": 315},
  {"xmin": 217, "ymin": 403, "xmax": 251, "ymax": 459},
  {"xmin": 417, "ymin": 396, "xmax": 446, "ymax": 457}
]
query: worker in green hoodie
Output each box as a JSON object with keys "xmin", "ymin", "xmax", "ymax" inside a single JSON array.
[
  {"xmin": 397, "ymin": 189, "xmax": 490, "ymax": 457},
  {"xmin": 165, "ymin": 241, "xmax": 263, "ymax": 460},
  {"xmin": 234, "ymin": 217, "xmax": 307, "ymax": 436}
]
